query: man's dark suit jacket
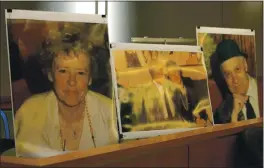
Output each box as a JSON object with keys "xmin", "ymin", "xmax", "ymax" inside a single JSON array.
[
  {"xmin": 172, "ymin": 87, "xmax": 195, "ymax": 122},
  {"xmin": 172, "ymin": 78, "xmax": 209, "ymax": 122},
  {"xmin": 214, "ymin": 93, "xmax": 259, "ymax": 124},
  {"xmin": 120, "ymin": 101, "xmax": 133, "ymax": 132},
  {"xmin": 214, "ymin": 93, "xmax": 235, "ymax": 124}
]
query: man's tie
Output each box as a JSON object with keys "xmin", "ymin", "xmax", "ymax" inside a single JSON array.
[
  {"xmin": 237, "ymin": 97, "xmax": 256, "ymax": 121},
  {"xmin": 245, "ymin": 97, "xmax": 256, "ymax": 119},
  {"xmin": 237, "ymin": 111, "xmax": 245, "ymax": 121}
]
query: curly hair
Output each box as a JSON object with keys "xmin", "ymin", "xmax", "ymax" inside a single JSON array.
[{"xmin": 39, "ymin": 23, "xmax": 94, "ymax": 76}]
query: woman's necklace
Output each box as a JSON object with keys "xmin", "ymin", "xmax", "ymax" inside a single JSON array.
[{"xmin": 59, "ymin": 101, "xmax": 96, "ymax": 151}]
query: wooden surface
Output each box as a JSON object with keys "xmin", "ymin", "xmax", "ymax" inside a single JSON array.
[
  {"xmin": 189, "ymin": 135, "xmax": 237, "ymax": 168},
  {"xmin": 105, "ymin": 146, "xmax": 188, "ymax": 167},
  {"xmin": 47, "ymin": 146, "xmax": 188, "ymax": 167},
  {"xmin": 0, "ymin": 118, "xmax": 262, "ymax": 167}
]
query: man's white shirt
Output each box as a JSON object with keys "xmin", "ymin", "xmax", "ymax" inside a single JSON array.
[{"xmin": 241, "ymin": 75, "xmax": 260, "ymax": 120}]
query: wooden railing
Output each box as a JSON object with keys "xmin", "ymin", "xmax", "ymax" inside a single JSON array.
[{"xmin": 1, "ymin": 118, "xmax": 262, "ymax": 167}]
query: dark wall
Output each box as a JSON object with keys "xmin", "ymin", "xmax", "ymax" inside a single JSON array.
[
  {"xmin": 135, "ymin": 2, "xmax": 223, "ymax": 38},
  {"xmin": 134, "ymin": 1, "xmax": 263, "ymax": 76}
]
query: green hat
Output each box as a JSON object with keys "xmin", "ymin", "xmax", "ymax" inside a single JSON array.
[{"xmin": 215, "ymin": 39, "xmax": 247, "ymax": 65}]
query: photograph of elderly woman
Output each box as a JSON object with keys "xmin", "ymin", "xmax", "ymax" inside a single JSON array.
[
  {"xmin": 112, "ymin": 49, "xmax": 213, "ymax": 133},
  {"xmin": 197, "ymin": 27, "xmax": 260, "ymax": 124},
  {"xmin": 7, "ymin": 16, "xmax": 118, "ymax": 157}
]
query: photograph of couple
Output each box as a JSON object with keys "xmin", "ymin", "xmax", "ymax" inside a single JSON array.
[{"xmin": 112, "ymin": 48, "xmax": 213, "ymax": 133}]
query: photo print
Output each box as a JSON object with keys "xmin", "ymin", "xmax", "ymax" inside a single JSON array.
[
  {"xmin": 196, "ymin": 26, "xmax": 260, "ymax": 124},
  {"xmin": 110, "ymin": 43, "xmax": 213, "ymax": 139},
  {"xmin": 5, "ymin": 9, "xmax": 118, "ymax": 158}
]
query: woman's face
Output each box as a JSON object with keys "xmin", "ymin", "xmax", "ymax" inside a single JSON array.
[{"xmin": 52, "ymin": 51, "xmax": 91, "ymax": 107}]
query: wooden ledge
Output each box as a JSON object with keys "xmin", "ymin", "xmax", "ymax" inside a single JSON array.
[{"xmin": 1, "ymin": 118, "xmax": 263, "ymax": 167}]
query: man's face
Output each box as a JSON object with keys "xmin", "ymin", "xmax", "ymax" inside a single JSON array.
[
  {"xmin": 150, "ymin": 66, "xmax": 165, "ymax": 85},
  {"xmin": 221, "ymin": 56, "xmax": 249, "ymax": 95},
  {"xmin": 52, "ymin": 51, "xmax": 91, "ymax": 107},
  {"xmin": 167, "ymin": 68, "xmax": 182, "ymax": 85}
]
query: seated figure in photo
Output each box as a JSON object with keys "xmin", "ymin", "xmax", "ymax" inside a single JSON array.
[
  {"xmin": 164, "ymin": 61, "xmax": 196, "ymax": 122},
  {"xmin": 14, "ymin": 31, "xmax": 118, "ymax": 158},
  {"xmin": 165, "ymin": 61, "xmax": 213, "ymax": 126},
  {"xmin": 213, "ymin": 39, "xmax": 260, "ymax": 124}
]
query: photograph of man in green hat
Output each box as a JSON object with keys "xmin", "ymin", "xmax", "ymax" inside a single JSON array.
[
  {"xmin": 213, "ymin": 39, "xmax": 260, "ymax": 124},
  {"xmin": 197, "ymin": 26, "xmax": 261, "ymax": 124}
]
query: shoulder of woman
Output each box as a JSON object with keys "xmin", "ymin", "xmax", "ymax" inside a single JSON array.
[
  {"xmin": 16, "ymin": 91, "xmax": 52, "ymax": 116},
  {"xmin": 21, "ymin": 91, "xmax": 51, "ymax": 106}
]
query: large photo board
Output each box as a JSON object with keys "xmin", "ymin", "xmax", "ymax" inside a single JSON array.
[
  {"xmin": 196, "ymin": 26, "xmax": 260, "ymax": 124},
  {"xmin": 110, "ymin": 43, "xmax": 213, "ymax": 139},
  {"xmin": 5, "ymin": 9, "xmax": 118, "ymax": 158}
]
